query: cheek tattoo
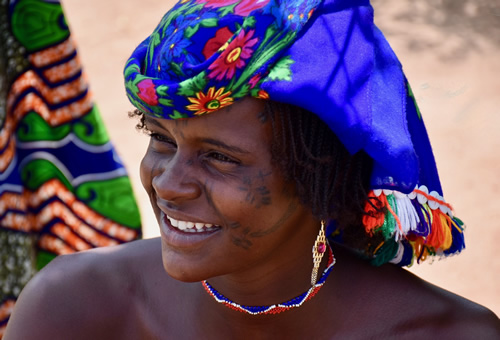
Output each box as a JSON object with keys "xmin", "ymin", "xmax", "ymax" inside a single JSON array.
[
  {"xmin": 203, "ymin": 181, "xmax": 254, "ymax": 250},
  {"xmin": 238, "ymin": 170, "xmax": 272, "ymax": 209},
  {"xmin": 203, "ymin": 171, "xmax": 299, "ymax": 250}
]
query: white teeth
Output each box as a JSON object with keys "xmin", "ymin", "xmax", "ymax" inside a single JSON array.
[
  {"xmin": 178, "ymin": 221, "xmax": 187, "ymax": 230},
  {"xmin": 170, "ymin": 218, "xmax": 178, "ymax": 227},
  {"xmin": 167, "ymin": 215, "xmax": 218, "ymax": 233}
]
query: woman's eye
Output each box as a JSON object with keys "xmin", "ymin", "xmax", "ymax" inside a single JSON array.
[
  {"xmin": 148, "ymin": 131, "xmax": 177, "ymax": 148},
  {"xmin": 149, "ymin": 132, "xmax": 176, "ymax": 147},
  {"xmin": 208, "ymin": 152, "xmax": 239, "ymax": 164}
]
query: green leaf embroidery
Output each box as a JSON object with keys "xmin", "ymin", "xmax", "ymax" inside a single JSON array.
[
  {"xmin": 185, "ymin": 24, "xmax": 200, "ymax": 39},
  {"xmin": 147, "ymin": 32, "xmax": 161, "ymax": 68},
  {"xmin": 184, "ymin": 3, "xmax": 204, "ymax": 15},
  {"xmin": 158, "ymin": 98, "xmax": 173, "ymax": 107},
  {"xmin": 170, "ymin": 62, "xmax": 186, "ymax": 78},
  {"xmin": 124, "ymin": 62, "xmax": 140, "ymax": 78},
  {"xmin": 232, "ymin": 84, "xmax": 251, "ymax": 99},
  {"xmin": 242, "ymin": 16, "xmax": 257, "ymax": 29},
  {"xmin": 200, "ymin": 18, "xmax": 218, "ymax": 28},
  {"xmin": 267, "ymin": 56, "xmax": 294, "ymax": 81},
  {"xmin": 169, "ymin": 110, "xmax": 189, "ymax": 119},
  {"xmin": 156, "ymin": 85, "xmax": 169, "ymax": 96},
  {"xmin": 177, "ymin": 72, "xmax": 207, "ymax": 97},
  {"xmin": 218, "ymin": 3, "xmax": 237, "ymax": 17}
]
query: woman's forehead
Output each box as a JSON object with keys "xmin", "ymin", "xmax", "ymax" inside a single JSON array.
[{"xmin": 147, "ymin": 98, "xmax": 270, "ymax": 144}]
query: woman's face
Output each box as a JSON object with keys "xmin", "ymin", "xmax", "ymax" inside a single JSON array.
[{"xmin": 140, "ymin": 98, "xmax": 317, "ymax": 282}]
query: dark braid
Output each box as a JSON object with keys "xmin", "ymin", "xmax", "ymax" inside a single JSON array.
[{"xmin": 264, "ymin": 101, "xmax": 381, "ymax": 248}]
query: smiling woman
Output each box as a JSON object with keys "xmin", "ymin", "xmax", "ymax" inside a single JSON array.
[{"xmin": 4, "ymin": 0, "xmax": 500, "ymax": 338}]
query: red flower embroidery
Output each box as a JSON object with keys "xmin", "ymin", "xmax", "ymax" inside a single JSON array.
[
  {"xmin": 202, "ymin": 27, "xmax": 233, "ymax": 60},
  {"xmin": 208, "ymin": 29, "xmax": 258, "ymax": 81},
  {"xmin": 137, "ymin": 79, "xmax": 159, "ymax": 106},
  {"xmin": 196, "ymin": 0, "xmax": 269, "ymax": 16}
]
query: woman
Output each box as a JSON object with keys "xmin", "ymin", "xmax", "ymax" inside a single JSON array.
[{"xmin": 5, "ymin": 0, "xmax": 500, "ymax": 338}]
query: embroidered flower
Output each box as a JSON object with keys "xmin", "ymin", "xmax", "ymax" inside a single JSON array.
[
  {"xmin": 257, "ymin": 90, "xmax": 269, "ymax": 99},
  {"xmin": 166, "ymin": 31, "xmax": 192, "ymax": 58},
  {"xmin": 248, "ymin": 74, "xmax": 261, "ymax": 89},
  {"xmin": 202, "ymin": 27, "xmax": 233, "ymax": 60},
  {"xmin": 196, "ymin": 0, "xmax": 269, "ymax": 16},
  {"xmin": 137, "ymin": 79, "xmax": 159, "ymax": 106},
  {"xmin": 208, "ymin": 29, "xmax": 258, "ymax": 81},
  {"xmin": 234, "ymin": 0, "xmax": 270, "ymax": 16},
  {"xmin": 186, "ymin": 87, "xmax": 233, "ymax": 115},
  {"xmin": 196, "ymin": 0, "xmax": 238, "ymax": 9}
]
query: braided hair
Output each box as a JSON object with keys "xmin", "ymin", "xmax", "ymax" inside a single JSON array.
[{"xmin": 264, "ymin": 101, "xmax": 383, "ymax": 251}]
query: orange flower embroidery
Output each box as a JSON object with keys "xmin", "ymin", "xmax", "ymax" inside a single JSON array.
[
  {"xmin": 186, "ymin": 87, "xmax": 233, "ymax": 115},
  {"xmin": 257, "ymin": 90, "xmax": 269, "ymax": 99}
]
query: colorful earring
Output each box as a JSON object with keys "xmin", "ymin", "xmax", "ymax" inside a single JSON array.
[{"xmin": 311, "ymin": 220, "xmax": 327, "ymax": 286}]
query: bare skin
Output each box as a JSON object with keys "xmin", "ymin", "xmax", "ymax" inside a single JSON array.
[
  {"xmin": 5, "ymin": 98, "xmax": 500, "ymax": 339},
  {"xmin": 5, "ymin": 238, "xmax": 499, "ymax": 339}
]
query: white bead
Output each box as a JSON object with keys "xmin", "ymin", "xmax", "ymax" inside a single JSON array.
[
  {"xmin": 429, "ymin": 191, "xmax": 442, "ymax": 210},
  {"xmin": 417, "ymin": 185, "xmax": 428, "ymax": 205}
]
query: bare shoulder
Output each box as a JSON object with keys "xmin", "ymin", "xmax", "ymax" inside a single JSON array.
[
  {"xmin": 4, "ymin": 238, "xmax": 165, "ymax": 340},
  {"xmin": 401, "ymin": 277, "xmax": 500, "ymax": 338},
  {"xmin": 331, "ymin": 246, "xmax": 500, "ymax": 338},
  {"xmin": 380, "ymin": 267, "xmax": 500, "ymax": 337}
]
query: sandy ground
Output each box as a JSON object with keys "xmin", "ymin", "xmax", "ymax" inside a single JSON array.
[{"xmin": 62, "ymin": 0, "xmax": 499, "ymax": 315}]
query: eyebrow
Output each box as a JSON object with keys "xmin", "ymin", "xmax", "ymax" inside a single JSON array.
[
  {"xmin": 201, "ymin": 138, "xmax": 250, "ymax": 155},
  {"xmin": 143, "ymin": 116, "xmax": 164, "ymax": 129},
  {"xmin": 143, "ymin": 116, "xmax": 250, "ymax": 155}
]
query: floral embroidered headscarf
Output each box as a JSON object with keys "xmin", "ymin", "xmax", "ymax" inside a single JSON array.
[{"xmin": 124, "ymin": 0, "xmax": 465, "ymax": 266}]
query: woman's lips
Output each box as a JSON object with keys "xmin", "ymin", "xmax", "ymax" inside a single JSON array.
[{"xmin": 159, "ymin": 212, "xmax": 221, "ymax": 248}]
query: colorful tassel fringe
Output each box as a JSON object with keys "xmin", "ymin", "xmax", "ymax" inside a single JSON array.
[{"xmin": 362, "ymin": 186, "xmax": 465, "ymax": 266}]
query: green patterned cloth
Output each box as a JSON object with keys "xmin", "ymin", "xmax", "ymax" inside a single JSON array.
[{"xmin": 0, "ymin": 0, "xmax": 142, "ymax": 334}]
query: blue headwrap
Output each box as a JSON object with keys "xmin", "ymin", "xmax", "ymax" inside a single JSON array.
[{"xmin": 124, "ymin": 0, "xmax": 465, "ymax": 266}]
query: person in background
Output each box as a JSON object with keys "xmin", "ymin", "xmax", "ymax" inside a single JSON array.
[
  {"xmin": 4, "ymin": 0, "xmax": 500, "ymax": 338},
  {"xmin": 0, "ymin": 0, "xmax": 142, "ymax": 336}
]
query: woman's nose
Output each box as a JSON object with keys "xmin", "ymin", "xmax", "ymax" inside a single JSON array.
[{"xmin": 151, "ymin": 155, "xmax": 202, "ymax": 204}]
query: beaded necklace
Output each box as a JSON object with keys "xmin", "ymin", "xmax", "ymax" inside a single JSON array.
[{"xmin": 202, "ymin": 242, "xmax": 335, "ymax": 315}]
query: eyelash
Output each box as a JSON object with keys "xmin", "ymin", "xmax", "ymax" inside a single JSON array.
[
  {"xmin": 206, "ymin": 151, "xmax": 239, "ymax": 164},
  {"xmin": 149, "ymin": 132, "xmax": 176, "ymax": 146},
  {"xmin": 147, "ymin": 131, "xmax": 239, "ymax": 165}
]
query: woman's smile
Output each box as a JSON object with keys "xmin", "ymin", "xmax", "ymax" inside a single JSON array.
[
  {"xmin": 166, "ymin": 214, "xmax": 219, "ymax": 233},
  {"xmin": 159, "ymin": 211, "xmax": 222, "ymax": 250}
]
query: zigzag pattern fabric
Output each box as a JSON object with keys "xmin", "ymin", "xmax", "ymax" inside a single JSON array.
[{"xmin": 0, "ymin": 0, "xmax": 142, "ymax": 335}]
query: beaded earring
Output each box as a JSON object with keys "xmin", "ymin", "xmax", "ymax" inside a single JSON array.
[{"xmin": 311, "ymin": 220, "xmax": 327, "ymax": 286}]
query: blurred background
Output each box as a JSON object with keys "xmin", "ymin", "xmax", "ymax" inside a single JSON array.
[{"xmin": 62, "ymin": 0, "xmax": 500, "ymax": 314}]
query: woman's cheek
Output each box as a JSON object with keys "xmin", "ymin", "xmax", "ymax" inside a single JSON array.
[{"xmin": 140, "ymin": 151, "xmax": 155, "ymax": 192}]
